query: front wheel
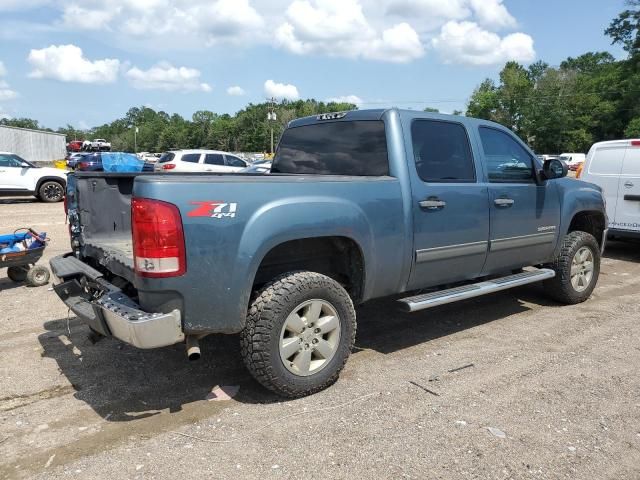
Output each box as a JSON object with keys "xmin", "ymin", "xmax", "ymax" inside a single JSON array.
[
  {"xmin": 241, "ymin": 271, "xmax": 356, "ymax": 398},
  {"xmin": 27, "ymin": 265, "xmax": 50, "ymax": 287},
  {"xmin": 544, "ymin": 231, "xmax": 600, "ymax": 304},
  {"xmin": 38, "ymin": 181, "xmax": 64, "ymax": 203}
]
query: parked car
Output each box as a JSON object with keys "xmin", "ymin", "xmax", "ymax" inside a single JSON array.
[
  {"xmin": 0, "ymin": 152, "xmax": 66, "ymax": 202},
  {"xmin": 242, "ymin": 160, "xmax": 272, "ymax": 174},
  {"xmin": 155, "ymin": 150, "xmax": 249, "ymax": 172},
  {"xmin": 138, "ymin": 152, "xmax": 162, "ymax": 163},
  {"xmin": 90, "ymin": 139, "xmax": 111, "ymax": 151},
  {"xmin": 579, "ymin": 139, "xmax": 640, "ymax": 239},
  {"xmin": 66, "ymin": 140, "xmax": 84, "ymax": 152},
  {"xmin": 559, "ymin": 153, "xmax": 586, "ymax": 171},
  {"xmin": 66, "ymin": 152, "xmax": 91, "ymax": 169},
  {"xmin": 50, "ymin": 109, "xmax": 606, "ymax": 398}
]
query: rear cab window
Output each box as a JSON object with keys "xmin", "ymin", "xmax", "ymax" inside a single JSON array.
[
  {"xmin": 272, "ymin": 120, "xmax": 389, "ymax": 176},
  {"xmin": 411, "ymin": 120, "xmax": 476, "ymax": 183}
]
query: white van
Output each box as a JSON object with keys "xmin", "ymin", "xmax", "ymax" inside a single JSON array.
[
  {"xmin": 579, "ymin": 140, "xmax": 640, "ymax": 239},
  {"xmin": 559, "ymin": 153, "xmax": 586, "ymax": 170}
]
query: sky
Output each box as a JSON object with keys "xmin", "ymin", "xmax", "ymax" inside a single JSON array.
[{"xmin": 0, "ymin": 0, "xmax": 629, "ymax": 130}]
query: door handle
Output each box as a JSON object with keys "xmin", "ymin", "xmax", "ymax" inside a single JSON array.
[
  {"xmin": 624, "ymin": 181, "xmax": 634, "ymax": 189},
  {"xmin": 420, "ymin": 198, "xmax": 446, "ymax": 210},
  {"xmin": 494, "ymin": 198, "xmax": 515, "ymax": 207}
]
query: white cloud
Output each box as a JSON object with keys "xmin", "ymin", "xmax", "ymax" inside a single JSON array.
[
  {"xmin": 56, "ymin": 0, "xmax": 263, "ymax": 48},
  {"xmin": 275, "ymin": 0, "xmax": 424, "ymax": 63},
  {"xmin": 125, "ymin": 62, "xmax": 212, "ymax": 92},
  {"xmin": 27, "ymin": 44, "xmax": 120, "ymax": 83},
  {"xmin": 226, "ymin": 86, "xmax": 246, "ymax": 96},
  {"xmin": 432, "ymin": 21, "xmax": 535, "ymax": 66},
  {"xmin": 264, "ymin": 79, "xmax": 299, "ymax": 100},
  {"xmin": 0, "ymin": 61, "xmax": 18, "ymax": 101},
  {"xmin": 0, "ymin": 81, "xmax": 18, "ymax": 101},
  {"xmin": 386, "ymin": 0, "xmax": 470, "ymax": 29},
  {"xmin": 468, "ymin": 0, "xmax": 516, "ymax": 29},
  {"xmin": 61, "ymin": 4, "xmax": 117, "ymax": 30},
  {"xmin": 327, "ymin": 95, "xmax": 363, "ymax": 105}
]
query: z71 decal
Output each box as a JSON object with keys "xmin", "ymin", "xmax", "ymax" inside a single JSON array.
[{"xmin": 188, "ymin": 201, "xmax": 237, "ymax": 219}]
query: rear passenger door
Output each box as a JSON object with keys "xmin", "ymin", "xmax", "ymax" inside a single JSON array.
[
  {"xmin": 614, "ymin": 144, "xmax": 640, "ymax": 234},
  {"xmin": 478, "ymin": 127, "xmax": 561, "ymax": 273},
  {"xmin": 179, "ymin": 153, "xmax": 204, "ymax": 171},
  {"xmin": 407, "ymin": 119, "xmax": 490, "ymax": 290}
]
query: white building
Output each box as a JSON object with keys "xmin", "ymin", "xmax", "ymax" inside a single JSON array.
[{"xmin": 0, "ymin": 125, "xmax": 67, "ymax": 163}]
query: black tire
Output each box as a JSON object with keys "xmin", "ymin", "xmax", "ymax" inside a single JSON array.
[
  {"xmin": 241, "ymin": 271, "xmax": 357, "ymax": 398},
  {"xmin": 38, "ymin": 181, "xmax": 64, "ymax": 203},
  {"xmin": 26, "ymin": 265, "xmax": 50, "ymax": 287},
  {"xmin": 7, "ymin": 266, "xmax": 27, "ymax": 282},
  {"xmin": 544, "ymin": 231, "xmax": 600, "ymax": 304}
]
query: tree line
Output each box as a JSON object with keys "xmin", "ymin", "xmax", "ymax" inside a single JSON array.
[{"xmin": 2, "ymin": 2, "xmax": 640, "ymax": 154}]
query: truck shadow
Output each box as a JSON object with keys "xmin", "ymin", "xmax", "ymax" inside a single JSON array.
[
  {"xmin": 354, "ymin": 285, "xmax": 558, "ymax": 354},
  {"xmin": 39, "ymin": 285, "xmax": 559, "ymax": 421},
  {"xmin": 38, "ymin": 318, "xmax": 282, "ymax": 422},
  {"xmin": 0, "ymin": 197, "xmax": 38, "ymax": 205}
]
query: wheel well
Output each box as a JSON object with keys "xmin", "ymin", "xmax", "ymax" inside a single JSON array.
[
  {"xmin": 36, "ymin": 176, "xmax": 66, "ymax": 193},
  {"xmin": 253, "ymin": 237, "xmax": 365, "ymax": 303},
  {"xmin": 568, "ymin": 211, "xmax": 606, "ymax": 247}
]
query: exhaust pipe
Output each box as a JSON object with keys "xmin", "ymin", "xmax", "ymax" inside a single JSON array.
[{"xmin": 186, "ymin": 336, "xmax": 201, "ymax": 361}]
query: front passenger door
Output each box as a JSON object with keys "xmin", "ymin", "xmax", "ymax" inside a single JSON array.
[
  {"xmin": 0, "ymin": 154, "xmax": 31, "ymax": 192},
  {"xmin": 479, "ymin": 127, "xmax": 560, "ymax": 273}
]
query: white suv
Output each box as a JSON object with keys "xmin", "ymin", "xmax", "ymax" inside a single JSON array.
[
  {"xmin": 0, "ymin": 152, "xmax": 67, "ymax": 202},
  {"xmin": 155, "ymin": 150, "xmax": 248, "ymax": 173}
]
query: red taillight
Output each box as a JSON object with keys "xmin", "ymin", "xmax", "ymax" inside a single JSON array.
[
  {"xmin": 131, "ymin": 198, "xmax": 186, "ymax": 278},
  {"xmin": 78, "ymin": 161, "xmax": 88, "ymax": 170},
  {"xmin": 162, "ymin": 163, "xmax": 176, "ymax": 170},
  {"xmin": 631, "ymin": 140, "xmax": 640, "ymax": 147}
]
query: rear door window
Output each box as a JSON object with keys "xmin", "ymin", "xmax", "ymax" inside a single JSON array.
[
  {"xmin": 411, "ymin": 120, "xmax": 476, "ymax": 182},
  {"xmin": 181, "ymin": 153, "xmax": 202, "ymax": 163},
  {"xmin": 272, "ymin": 120, "xmax": 389, "ymax": 176},
  {"xmin": 479, "ymin": 127, "xmax": 535, "ymax": 183},
  {"xmin": 204, "ymin": 154, "xmax": 224, "ymax": 165}
]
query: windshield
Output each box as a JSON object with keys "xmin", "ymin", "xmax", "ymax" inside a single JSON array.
[{"xmin": 272, "ymin": 120, "xmax": 389, "ymax": 176}]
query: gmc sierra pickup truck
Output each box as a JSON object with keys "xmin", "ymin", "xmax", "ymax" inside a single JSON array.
[{"xmin": 50, "ymin": 109, "xmax": 607, "ymax": 398}]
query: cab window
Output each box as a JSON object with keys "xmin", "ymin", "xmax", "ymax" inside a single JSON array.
[{"xmin": 479, "ymin": 127, "xmax": 534, "ymax": 183}]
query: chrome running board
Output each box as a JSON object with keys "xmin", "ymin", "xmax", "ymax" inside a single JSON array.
[{"xmin": 399, "ymin": 268, "xmax": 556, "ymax": 313}]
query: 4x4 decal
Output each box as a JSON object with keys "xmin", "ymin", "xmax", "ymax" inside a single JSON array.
[{"xmin": 188, "ymin": 201, "xmax": 237, "ymax": 219}]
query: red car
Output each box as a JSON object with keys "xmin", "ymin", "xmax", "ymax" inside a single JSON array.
[{"xmin": 67, "ymin": 140, "xmax": 83, "ymax": 152}]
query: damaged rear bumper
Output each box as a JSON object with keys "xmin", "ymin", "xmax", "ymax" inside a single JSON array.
[{"xmin": 50, "ymin": 254, "xmax": 184, "ymax": 349}]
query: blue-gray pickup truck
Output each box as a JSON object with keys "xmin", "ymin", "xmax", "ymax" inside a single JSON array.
[{"xmin": 50, "ymin": 109, "xmax": 607, "ymax": 397}]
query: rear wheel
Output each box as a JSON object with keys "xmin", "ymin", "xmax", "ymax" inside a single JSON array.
[
  {"xmin": 241, "ymin": 271, "xmax": 356, "ymax": 398},
  {"xmin": 7, "ymin": 266, "xmax": 28, "ymax": 282},
  {"xmin": 544, "ymin": 231, "xmax": 600, "ymax": 304},
  {"xmin": 38, "ymin": 181, "xmax": 64, "ymax": 203}
]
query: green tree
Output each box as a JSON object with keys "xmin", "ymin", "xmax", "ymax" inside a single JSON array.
[
  {"xmin": 624, "ymin": 117, "xmax": 640, "ymax": 137},
  {"xmin": 606, "ymin": 0, "xmax": 640, "ymax": 56}
]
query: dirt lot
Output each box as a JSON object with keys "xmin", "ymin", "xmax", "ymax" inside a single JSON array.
[{"xmin": 1, "ymin": 197, "xmax": 639, "ymax": 480}]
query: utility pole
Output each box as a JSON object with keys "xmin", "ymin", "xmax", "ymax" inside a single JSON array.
[
  {"xmin": 134, "ymin": 126, "xmax": 139, "ymax": 153},
  {"xmin": 266, "ymin": 97, "xmax": 276, "ymax": 155}
]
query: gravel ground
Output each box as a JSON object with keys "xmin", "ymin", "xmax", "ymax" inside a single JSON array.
[{"xmin": 1, "ymin": 197, "xmax": 639, "ymax": 480}]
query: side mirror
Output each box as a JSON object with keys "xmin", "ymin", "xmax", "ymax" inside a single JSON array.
[
  {"xmin": 20, "ymin": 162, "xmax": 31, "ymax": 168},
  {"xmin": 542, "ymin": 158, "xmax": 568, "ymax": 180}
]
